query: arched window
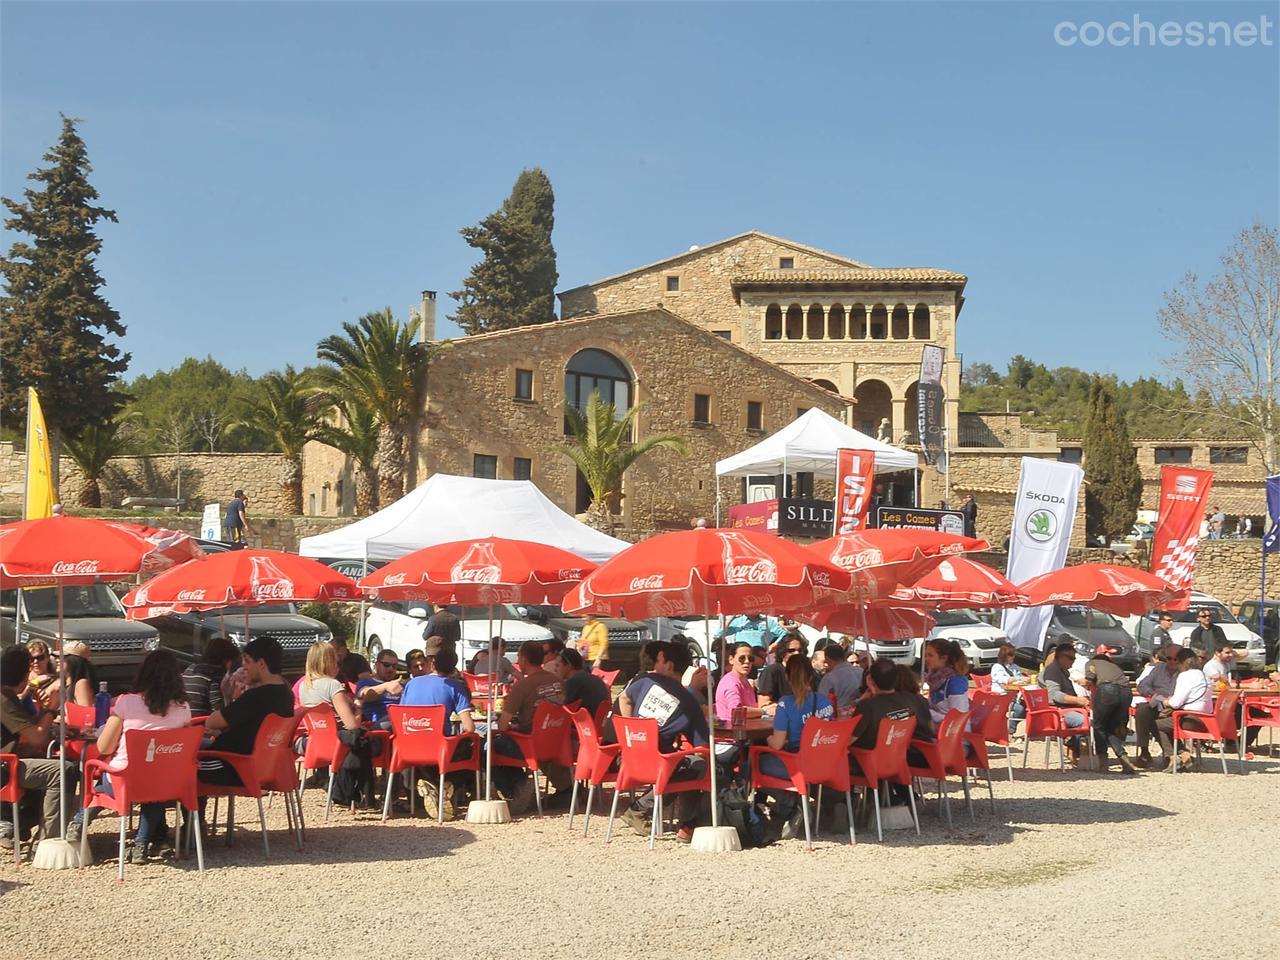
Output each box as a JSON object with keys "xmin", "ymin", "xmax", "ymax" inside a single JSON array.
[
  {"xmin": 849, "ymin": 304, "xmax": 867, "ymax": 339},
  {"xmin": 912, "ymin": 304, "xmax": 931, "ymax": 340},
  {"xmin": 565, "ymin": 348, "xmax": 631, "ymax": 428},
  {"xmin": 806, "ymin": 304, "xmax": 824, "ymax": 340},
  {"xmin": 764, "ymin": 304, "xmax": 783, "ymax": 340},
  {"xmin": 891, "ymin": 304, "xmax": 910, "ymax": 340},
  {"xmin": 827, "ymin": 304, "xmax": 846, "ymax": 340},
  {"xmin": 785, "ymin": 305, "xmax": 804, "ymax": 340}
]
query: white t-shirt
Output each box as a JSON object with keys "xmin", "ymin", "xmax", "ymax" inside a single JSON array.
[
  {"xmin": 1203, "ymin": 658, "xmax": 1232, "ymax": 682},
  {"xmin": 1168, "ymin": 668, "xmax": 1212, "ymax": 714},
  {"xmin": 108, "ymin": 693, "xmax": 193, "ymax": 771},
  {"xmin": 299, "ymin": 676, "xmax": 345, "ymax": 709}
]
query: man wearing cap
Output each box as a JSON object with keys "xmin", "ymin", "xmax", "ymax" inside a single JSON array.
[
  {"xmin": 1133, "ymin": 644, "xmax": 1182, "ymax": 767},
  {"xmin": 1081, "ymin": 644, "xmax": 1136, "ymax": 773}
]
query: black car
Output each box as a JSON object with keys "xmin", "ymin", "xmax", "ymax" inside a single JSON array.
[
  {"xmin": 515, "ymin": 604, "xmax": 651, "ymax": 681},
  {"xmin": 1235, "ymin": 599, "xmax": 1280, "ymax": 667},
  {"xmin": 145, "ymin": 602, "xmax": 332, "ymax": 678},
  {"xmin": 1013, "ymin": 606, "xmax": 1141, "ymax": 677}
]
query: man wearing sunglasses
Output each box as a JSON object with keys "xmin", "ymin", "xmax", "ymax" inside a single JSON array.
[
  {"xmin": 1187, "ymin": 608, "xmax": 1228, "ymax": 661},
  {"xmin": 1133, "ymin": 644, "xmax": 1182, "ymax": 767}
]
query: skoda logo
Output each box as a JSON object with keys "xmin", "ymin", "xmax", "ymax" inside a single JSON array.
[{"xmin": 1026, "ymin": 509, "xmax": 1057, "ymax": 543}]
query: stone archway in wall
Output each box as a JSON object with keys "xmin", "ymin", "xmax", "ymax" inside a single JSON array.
[
  {"xmin": 853, "ymin": 379, "xmax": 892, "ymax": 437},
  {"xmin": 808, "ymin": 378, "xmax": 839, "ymax": 394},
  {"xmin": 904, "ymin": 381, "xmax": 920, "ymax": 444}
]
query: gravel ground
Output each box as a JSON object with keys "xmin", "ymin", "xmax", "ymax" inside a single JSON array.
[{"xmin": 2, "ymin": 744, "xmax": 1277, "ymax": 960}]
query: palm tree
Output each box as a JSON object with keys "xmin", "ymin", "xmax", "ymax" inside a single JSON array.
[
  {"xmin": 63, "ymin": 418, "xmax": 130, "ymax": 508},
  {"xmin": 316, "ymin": 308, "xmax": 430, "ymax": 506},
  {"xmin": 313, "ymin": 398, "xmax": 379, "ymax": 515},
  {"xmin": 559, "ymin": 391, "xmax": 688, "ymax": 531},
  {"xmin": 237, "ymin": 366, "xmax": 326, "ymax": 514}
]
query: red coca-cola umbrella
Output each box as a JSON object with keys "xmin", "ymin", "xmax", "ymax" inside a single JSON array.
[
  {"xmin": 561, "ymin": 527, "xmax": 851, "ymax": 619},
  {"xmin": 357, "ymin": 537, "xmax": 595, "ymax": 605},
  {"xmin": 121, "ymin": 549, "xmax": 360, "ymax": 617},
  {"xmin": 1018, "ymin": 563, "xmax": 1186, "ymax": 617},
  {"xmin": 115, "ymin": 523, "xmax": 208, "ymax": 576},
  {"xmin": 0, "ymin": 516, "xmax": 160, "ymax": 588},
  {"xmin": 807, "ymin": 529, "xmax": 990, "ymax": 601},
  {"xmin": 889, "ymin": 557, "xmax": 1028, "ymax": 610},
  {"xmin": 802, "ymin": 605, "xmax": 935, "ymax": 641}
]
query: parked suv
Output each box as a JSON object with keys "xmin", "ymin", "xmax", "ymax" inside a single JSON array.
[
  {"xmin": 363, "ymin": 601, "xmax": 552, "ymax": 669},
  {"xmin": 145, "ymin": 602, "xmax": 332, "ymax": 678},
  {"xmin": 914, "ymin": 609, "xmax": 1008, "ymax": 671},
  {"xmin": 1043, "ymin": 606, "xmax": 1142, "ymax": 677},
  {"xmin": 1127, "ymin": 592, "xmax": 1266, "ymax": 672},
  {"xmin": 1234, "ymin": 599, "xmax": 1280, "ymax": 668},
  {"xmin": 0, "ymin": 584, "xmax": 159, "ymax": 692}
]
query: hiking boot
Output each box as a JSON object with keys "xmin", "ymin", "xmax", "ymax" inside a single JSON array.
[
  {"xmin": 676, "ymin": 826, "xmax": 694, "ymax": 844},
  {"xmin": 779, "ymin": 810, "xmax": 804, "ymax": 841},
  {"xmin": 621, "ymin": 807, "xmax": 650, "ymax": 837},
  {"xmin": 1150, "ymin": 756, "xmax": 1170, "ymax": 772},
  {"xmin": 1108, "ymin": 737, "xmax": 1138, "ymax": 774},
  {"xmin": 416, "ymin": 778, "xmax": 441, "ymax": 820},
  {"xmin": 64, "ymin": 819, "xmax": 83, "ymax": 844},
  {"xmin": 504, "ymin": 777, "xmax": 537, "ymax": 817}
]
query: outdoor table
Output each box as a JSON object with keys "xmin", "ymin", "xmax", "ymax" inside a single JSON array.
[{"xmin": 713, "ymin": 717, "xmax": 775, "ymax": 743}]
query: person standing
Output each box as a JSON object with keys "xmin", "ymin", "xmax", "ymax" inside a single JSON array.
[
  {"xmin": 578, "ymin": 613, "xmax": 610, "ymax": 671},
  {"xmin": 959, "ymin": 494, "xmax": 978, "ymax": 538},
  {"xmin": 1081, "ymin": 644, "xmax": 1136, "ymax": 773},
  {"xmin": 1149, "ymin": 612, "xmax": 1175, "ymax": 651},
  {"xmin": 422, "ymin": 603, "xmax": 461, "ymax": 657},
  {"xmin": 1188, "ymin": 608, "xmax": 1228, "ymax": 655},
  {"xmin": 222, "ymin": 489, "xmax": 252, "ymax": 544}
]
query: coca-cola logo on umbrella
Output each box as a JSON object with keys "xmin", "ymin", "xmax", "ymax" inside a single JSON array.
[
  {"xmin": 629, "ymin": 575, "xmax": 665, "ymax": 591},
  {"xmin": 51, "ymin": 560, "xmax": 100, "ymax": 575},
  {"xmin": 451, "ymin": 542, "xmax": 502, "ymax": 584},
  {"xmin": 176, "ymin": 589, "xmax": 207, "ymax": 602},
  {"xmin": 383, "ymin": 572, "xmax": 408, "ymax": 586},
  {"xmin": 556, "ymin": 569, "xmax": 583, "ymax": 581},
  {"xmin": 718, "ymin": 532, "xmax": 778, "ymax": 584},
  {"xmin": 249, "ymin": 556, "xmax": 296, "ymax": 600},
  {"xmin": 739, "ymin": 592, "xmax": 775, "ymax": 608}
]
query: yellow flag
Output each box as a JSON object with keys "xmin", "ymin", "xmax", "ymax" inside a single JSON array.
[{"xmin": 24, "ymin": 387, "xmax": 57, "ymax": 519}]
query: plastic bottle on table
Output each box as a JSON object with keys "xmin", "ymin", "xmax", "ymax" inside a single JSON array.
[{"xmin": 94, "ymin": 681, "xmax": 111, "ymax": 727}]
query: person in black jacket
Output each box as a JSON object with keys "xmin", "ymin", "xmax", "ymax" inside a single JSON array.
[
  {"xmin": 423, "ymin": 603, "xmax": 461, "ymax": 657},
  {"xmin": 182, "ymin": 637, "xmax": 239, "ymax": 716}
]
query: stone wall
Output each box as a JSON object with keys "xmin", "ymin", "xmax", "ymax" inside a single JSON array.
[
  {"xmin": 958, "ymin": 412, "xmax": 1059, "ymax": 450},
  {"xmin": 0, "ymin": 512, "xmax": 349, "ymax": 554},
  {"xmin": 0, "ymin": 442, "xmax": 294, "ymax": 514},
  {"xmin": 946, "ymin": 449, "xmax": 1088, "ymax": 549},
  {"xmin": 408, "ymin": 308, "xmax": 845, "ymax": 531}
]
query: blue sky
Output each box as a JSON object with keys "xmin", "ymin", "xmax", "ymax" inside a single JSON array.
[{"xmin": 2, "ymin": 1, "xmax": 1276, "ymax": 382}]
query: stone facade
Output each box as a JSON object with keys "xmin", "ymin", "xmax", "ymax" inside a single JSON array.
[
  {"xmin": 0, "ymin": 443, "xmax": 295, "ymax": 515},
  {"xmin": 397, "ymin": 307, "xmax": 846, "ymax": 533},
  {"xmin": 300, "ymin": 439, "xmax": 358, "ymax": 517},
  {"xmin": 944, "ymin": 449, "xmax": 1089, "ymax": 549},
  {"xmin": 557, "ymin": 231, "xmax": 966, "ymax": 445}
]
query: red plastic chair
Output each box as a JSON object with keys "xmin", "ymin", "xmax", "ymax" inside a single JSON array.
[
  {"xmin": 79, "ymin": 727, "xmax": 205, "ymax": 879},
  {"xmin": 380, "ymin": 705, "xmax": 481, "ymax": 822},
  {"xmin": 606, "ymin": 716, "xmax": 710, "ymax": 849},
  {"xmin": 1020, "ymin": 686, "xmax": 1091, "ymax": 771},
  {"xmin": 462, "ymin": 672, "xmax": 505, "ymax": 716},
  {"xmin": 1173, "ymin": 690, "xmax": 1240, "ymax": 774},
  {"xmin": 593, "ymin": 667, "xmax": 621, "ymax": 689},
  {"xmin": 907, "ymin": 709, "xmax": 972, "ymax": 829},
  {"xmin": 298, "ymin": 706, "xmax": 350, "ymax": 822},
  {"xmin": 490, "ymin": 701, "xmax": 573, "ymax": 818},
  {"xmin": 0, "ymin": 753, "xmax": 21, "ymax": 865},
  {"xmin": 750, "ymin": 717, "xmax": 858, "ymax": 850},
  {"xmin": 970, "ymin": 673, "xmax": 993, "ymax": 693},
  {"xmin": 262, "ymin": 711, "xmax": 307, "ymax": 848},
  {"xmin": 565, "ymin": 707, "xmax": 620, "ymax": 836},
  {"xmin": 1242, "ymin": 696, "xmax": 1280, "ymax": 759},
  {"xmin": 592, "ymin": 699, "xmax": 610, "ymax": 736},
  {"xmin": 848, "ymin": 715, "xmax": 920, "ymax": 841},
  {"xmin": 965, "ymin": 692, "xmax": 1014, "ymax": 810},
  {"xmin": 197, "ymin": 712, "xmax": 302, "ymax": 856}
]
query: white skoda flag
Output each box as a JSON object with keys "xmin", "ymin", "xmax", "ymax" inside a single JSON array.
[{"xmin": 1002, "ymin": 457, "xmax": 1084, "ymax": 651}]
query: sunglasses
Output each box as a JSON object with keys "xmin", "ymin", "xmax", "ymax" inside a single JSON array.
[
  {"xmin": 377, "ymin": 661, "xmax": 398, "ymax": 668},
  {"xmin": 734, "ymin": 655, "xmax": 752, "ymax": 663}
]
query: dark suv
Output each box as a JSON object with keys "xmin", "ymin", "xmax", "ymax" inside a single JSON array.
[
  {"xmin": 0, "ymin": 583, "xmax": 160, "ymax": 693},
  {"xmin": 145, "ymin": 602, "xmax": 332, "ymax": 679},
  {"xmin": 1235, "ymin": 599, "xmax": 1280, "ymax": 668}
]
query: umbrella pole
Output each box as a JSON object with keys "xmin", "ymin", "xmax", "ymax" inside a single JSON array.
[
  {"xmin": 707, "ymin": 605, "xmax": 724, "ymax": 829},
  {"xmin": 57, "ymin": 584, "xmax": 67, "ymax": 839},
  {"xmin": 485, "ymin": 603, "xmax": 494, "ymax": 801}
]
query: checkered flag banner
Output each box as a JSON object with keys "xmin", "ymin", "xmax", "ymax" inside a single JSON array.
[{"xmin": 1149, "ymin": 466, "xmax": 1214, "ymax": 608}]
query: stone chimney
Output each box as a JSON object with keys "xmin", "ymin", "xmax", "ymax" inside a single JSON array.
[{"xmin": 415, "ymin": 290, "xmax": 437, "ymax": 342}]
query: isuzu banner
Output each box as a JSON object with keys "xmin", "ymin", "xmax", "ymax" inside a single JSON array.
[
  {"xmin": 833, "ymin": 448, "xmax": 875, "ymax": 534},
  {"xmin": 917, "ymin": 344, "xmax": 945, "ymax": 466},
  {"xmin": 1002, "ymin": 457, "xmax": 1084, "ymax": 650},
  {"xmin": 1149, "ymin": 466, "xmax": 1214, "ymax": 609}
]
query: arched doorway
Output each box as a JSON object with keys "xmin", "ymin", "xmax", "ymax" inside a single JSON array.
[
  {"xmin": 853, "ymin": 379, "xmax": 892, "ymax": 437},
  {"xmin": 904, "ymin": 382, "xmax": 920, "ymax": 444}
]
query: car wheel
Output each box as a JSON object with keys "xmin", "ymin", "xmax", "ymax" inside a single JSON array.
[{"xmin": 366, "ymin": 636, "xmax": 383, "ymax": 661}]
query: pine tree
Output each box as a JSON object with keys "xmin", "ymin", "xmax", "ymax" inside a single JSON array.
[
  {"xmin": 1083, "ymin": 377, "xmax": 1143, "ymax": 543},
  {"xmin": 1, "ymin": 116, "xmax": 129, "ymax": 470},
  {"xmin": 450, "ymin": 168, "xmax": 558, "ymax": 335}
]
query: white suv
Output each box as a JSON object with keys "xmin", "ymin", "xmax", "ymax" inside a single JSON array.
[
  {"xmin": 363, "ymin": 601, "xmax": 552, "ymax": 667},
  {"xmin": 1125, "ymin": 591, "xmax": 1266, "ymax": 672},
  {"xmin": 913, "ymin": 609, "xmax": 1007, "ymax": 670}
]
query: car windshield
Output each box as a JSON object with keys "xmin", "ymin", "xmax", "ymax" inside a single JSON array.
[
  {"xmin": 23, "ymin": 583, "xmax": 124, "ymax": 619},
  {"xmin": 931, "ymin": 610, "xmax": 981, "ymax": 627},
  {"xmin": 1054, "ymin": 606, "xmax": 1122, "ymax": 629},
  {"xmin": 209, "ymin": 604, "xmax": 297, "ymax": 617},
  {"xmin": 1160, "ymin": 603, "xmax": 1237, "ymax": 625}
]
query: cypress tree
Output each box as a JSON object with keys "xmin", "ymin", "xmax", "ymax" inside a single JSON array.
[
  {"xmin": 1, "ymin": 116, "xmax": 129, "ymax": 468},
  {"xmin": 1083, "ymin": 377, "xmax": 1143, "ymax": 544},
  {"xmin": 450, "ymin": 168, "xmax": 558, "ymax": 335}
]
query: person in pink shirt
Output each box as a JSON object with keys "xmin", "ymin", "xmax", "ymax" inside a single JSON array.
[
  {"xmin": 715, "ymin": 642, "xmax": 774, "ymax": 723},
  {"xmin": 74, "ymin": 650, "xmax": 192, "ymax": 861}
]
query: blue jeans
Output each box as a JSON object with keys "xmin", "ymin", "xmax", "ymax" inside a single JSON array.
[
  {"xmin": 755, "ymin": 751, "xmax": 799, "ymax": 818},
  {"xmin": 98, "ymin": 774, "xmax": 168, "ymax": 845}
]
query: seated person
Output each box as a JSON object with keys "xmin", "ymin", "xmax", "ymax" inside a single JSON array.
[
  {"xmin": 489, "ymin": 640, "xmax": 567, "ymax": 814},
  {"xmin": 23, "ymin": 640, "xmax": 58, "ymax": 712},
  {"xmin": 615, "ymin": 641, "xmax": 709, "ymax": 843},
  {"xmin": 895, "ymin": 665, "xmax": 935, "ymax": 742},
  {"xmin": 989, "ymin": 642, "xmax": 1027, "ymax": 733},
  {"xmin": 1041, "ymin": 642, "xmax": 1090, "ymax": 761},
  {"xmin": 1134, "ymin": 644, "xmax": 1182, "ymax": 766},
  {"xmin": 469, "ymin": 637, "xmax": 518, "ymax": 683},
  {"xmin": 62, "ymin": 640, "xmax": 98, "ymax": 708},
  {"xmin": 850, "ymin": 658, "xmax": 921, "ymax": 755},
  {"xmin": 756, "ymin": 635, "xmax": 810, "ymax": 708},
  {"xmin": 78, "ymin": 649, "xmax": 192, "ymax": 858},
  {"xmin": 550, "ymin": 648, "xmax": 609, "ymax": 718},
  {"xmin": 183, "ymin": 637, "xmax": 239, "ymax": 718},
  {"xmin": 404, "ymin": 648, "xmax": 430, "ymax": 678},
  {"xmin": 922, "ymin": 638, "xmax": 971, "ymax": 725},
  {"xmin": 1202, "ymin": 642, "xmax": 1235, "ymax": 685},
  {"xmin": 198, "ymin": 636, "xmax": 293, "ymax": 787},
  {"xmin": 297, "ymin": 640, "xmax": 375, "ymax": 803},
  {"xmin": 355, "ymin": 649, "xmax": 405, "ymax": 728},
  {"xmin": 756, "ymin": 655, "xmax": 833, "ymax": 833},
  {"xmin": 330, "ymin": 638, "xmax": 372, "ymax": 684},
  {"xmin": 715, "ymin": 642, "xmax": 770, "ymax": 723},
  {"xmin": 818, "ymin": 642, "xmax": 862, "ymax": 716},
  {"xmin": 0, "ymin": 646, "xmax": 79, "ymax": 849},
  {"xmin": 1153, "ymin": 648, "xmax": 1213, "ymax": 770},
  {"xmin": 398, "ymin": 646, "xmax": 475, "ymax": 819}
]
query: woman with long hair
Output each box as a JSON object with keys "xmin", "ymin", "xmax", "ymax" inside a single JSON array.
[
  {"xmin": 74, "ymin": 649, "xmax": 192, "ymax": 860},
  {"xmin": 756, "ymin": 655, "xmax": 834, "ymax": 834},
  {"xmin": 923, "ymin": 637, "xmax": 970, "ymax": 725},
  {"xmin": 23, "ymin": 639, "xmax": 57, "ymax": 711},
  {"xmin": 61, "ymin": 640, "xmax": 98, "ymax": 708},
  {"xmin": 297, "ymin": 641, "xmax": 374, "ymax": 806}
]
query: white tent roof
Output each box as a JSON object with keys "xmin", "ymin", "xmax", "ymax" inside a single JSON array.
[
  {"xmin": 297, "ymin": 474, "xmax": 631, "ymax": 564},
  {"xmin": 715, "ymin": 408, "xmax": 919, "ymax": 477}
]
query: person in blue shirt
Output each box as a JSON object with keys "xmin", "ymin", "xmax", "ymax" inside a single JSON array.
[
  {"xmin": 755, "ymin": 655, "xmax": 832, "ymax": 834},
  {"xmin": 715, "ymin": 612, "xmax": 781, "ymax": 651},
  {"xmin": 354, "ymin": 651, "xmax": 404, "ymax": 729},
  {"xmin": 397, "ymin": 646, "xmax": 476, "ymax": 820},
  {"xmin": 923, "ymin": 638, "xmax": 970, "ymax": 725}
]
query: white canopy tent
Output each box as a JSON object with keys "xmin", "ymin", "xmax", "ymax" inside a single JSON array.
[{"xmin": 297, "ymin": 473, "xmax": 631, "ymax": 564}]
